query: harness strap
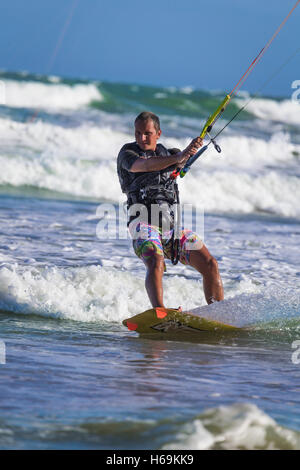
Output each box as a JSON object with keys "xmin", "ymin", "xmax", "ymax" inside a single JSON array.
[{"xmin": 170, "ymin": 182, "xmax": 180, "ymax": 265}]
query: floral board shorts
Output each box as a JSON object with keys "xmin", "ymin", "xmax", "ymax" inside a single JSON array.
[{"xmin": 128, "ymin": 221, "xmax": 203, "ymax": 267}]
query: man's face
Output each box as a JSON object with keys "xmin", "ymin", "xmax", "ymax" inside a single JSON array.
[{"xmin": 135, "ymin": 119, "xmax": 161, "ymax": 151}]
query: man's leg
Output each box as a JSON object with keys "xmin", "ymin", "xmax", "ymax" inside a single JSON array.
[
  {"xmin": 187, "ymin": 244, "xmax": 224, "ymax": 304},
  {"xmin": 130, "ymin": 222, "xmax": 166, "ymax": 308},
  {"xmin": 143, "ymin": 253, "xmax": 165, "ymax": 308}
]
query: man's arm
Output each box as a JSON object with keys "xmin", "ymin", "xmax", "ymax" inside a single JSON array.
[{"xmin": 129, "ymin": 137, "xmax": 203, "ymax": 173}]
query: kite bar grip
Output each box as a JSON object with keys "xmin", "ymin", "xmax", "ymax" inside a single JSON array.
[{"xmin": 180, "ymin": 145, "xmax": 209, "ymax": 177}]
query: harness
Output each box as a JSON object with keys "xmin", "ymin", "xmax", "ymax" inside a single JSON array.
[{"xmin": 127, "ymin": 170, "xmax": 181, "ymax": 265}]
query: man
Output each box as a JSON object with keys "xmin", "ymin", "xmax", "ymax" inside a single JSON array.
[{"xmin": 117, "ymin": 111, "xmax": 224, "ymax": 308}]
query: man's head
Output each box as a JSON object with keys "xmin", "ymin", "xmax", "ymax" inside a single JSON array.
[{"xmin": 134, "ymin": 111, "xmax": 162, "ymax": 151}]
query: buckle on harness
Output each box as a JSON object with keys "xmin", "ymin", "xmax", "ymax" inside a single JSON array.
[{"xmin": 139, "ymin": 188, "xmax": 147, "ymax": 200}]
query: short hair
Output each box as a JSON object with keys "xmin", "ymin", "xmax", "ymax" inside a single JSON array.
[{"xmin": 134, "ymin": 111, "xmax": 160, "ymax": 132}]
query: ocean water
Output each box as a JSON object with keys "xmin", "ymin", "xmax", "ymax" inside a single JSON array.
[{"xmin": 0, "ymin": 71, "xmax": 300, "ymax": 450}]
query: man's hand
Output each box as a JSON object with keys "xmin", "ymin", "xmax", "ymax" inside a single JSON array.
[
  {"xmin": 183, "ymin": 137, "xmax": 203, "ymax": 158},
  {"xmin": 175, "ymin": 137, "xmax": 203, "ymax": 166}
]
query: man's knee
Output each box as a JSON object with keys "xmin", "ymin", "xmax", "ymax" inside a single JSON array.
[
  {"xmin": 189, "ymin": 246, "xmax": 219, "ymax": 271},
  {"xmin": 144, "ymin": 252, "xmax": 165, "ymax": 273},
  {"xmin": 208, "ymin": 255, "xmax": 218, "ymax": 268},
  {"xmin": 195, "ymin": 252, "xmax": 219, "ymax": 275},
  {"xmin": 205, "ymin": 256, "xmax": 220, "ymax": 275}
]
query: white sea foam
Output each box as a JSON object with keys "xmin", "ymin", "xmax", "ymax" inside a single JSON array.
[
  {"xmin": 1, "ymin": 79, "xmax": 102, "ymax": 109},
  {"xmin": 180, "ymin": 167, "xmax": 300, "ymax": 218},
  {"xmin": 0, "ymin": 264, "xmax": 207, "ymax": 322},
  {"xmin": 179, "ymin": 86, "xmax": 194, "ymax": 95},
  {"xmin": 0, "ymin": 113, "xmax": 299, "ymax": 217},
  {"xmin": 163, "ymin": 403, "xmax": 300, "ymax": 450},
  {"xmin": 0, "ymin": 260, "xmax": 264, "ymax": 323},
  {"xmin": 188, "ymin": 286, "xmax": 300, "ymax": 328},
  {"xmin": 0, "ymin": 116, "xmax": 127, "ymax": 200},
  {"xmin": 0, "ymin": 264, "xmax": 137, "ymax": 322},
  {"xmin": 236, "ymin": 96, "xmax": 300, "ymax": 126},
  {"xmin": 202, "ymin": 131, "xmax": 297, "ymax": 169},
  {"xmin": 166, "ymin": 131, "xmax": 300, "ymax": 217},
  {"xmin": 2, "ymin": 260, "xmax": 298, "ymax": 327},
  {"xmin": 0, "ymin": 75, "xmax": 300, "ymax": 218}
]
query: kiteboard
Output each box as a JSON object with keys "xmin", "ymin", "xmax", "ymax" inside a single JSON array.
[{"xmin": 123, "ymin": 307, "xmax": 242, "ymax": 336}]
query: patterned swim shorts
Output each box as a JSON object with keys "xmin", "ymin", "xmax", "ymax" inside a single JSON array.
[{"xmin": 128, "ymin": 221, "xmax": 203, "ymax": 266}]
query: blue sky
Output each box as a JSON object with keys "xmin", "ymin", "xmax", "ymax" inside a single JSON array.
[{"xmin": 0, "ymin": 0, "xmax": 299, "ymax": 96}]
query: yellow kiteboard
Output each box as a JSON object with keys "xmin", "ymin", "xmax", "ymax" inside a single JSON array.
[{"xmin": 123, "ymin": 307, "xmax": 241, "ymax": 335}]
